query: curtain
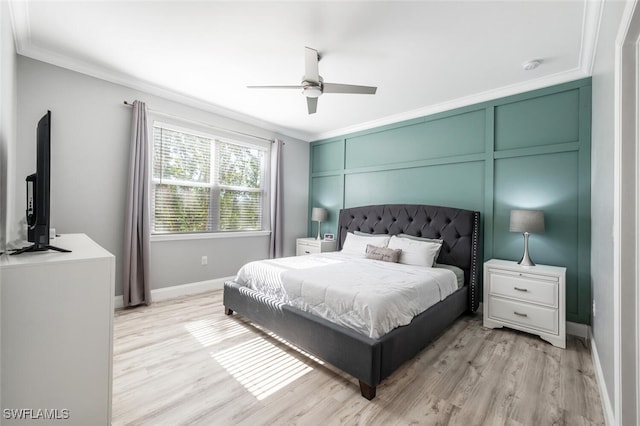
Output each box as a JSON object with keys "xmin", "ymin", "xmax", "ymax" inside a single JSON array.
[
  {"xmin": 123, "ymin": 100, "xmax": 151, "ymax": 306},
  {"xmin": 269, "ymin": 139, "xmax": 284, "ymax": 258}
]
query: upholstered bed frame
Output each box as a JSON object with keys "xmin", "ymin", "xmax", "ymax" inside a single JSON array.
[{"xmin": 223, "ymin": 204, "xmax": 480, "ymax": 400}]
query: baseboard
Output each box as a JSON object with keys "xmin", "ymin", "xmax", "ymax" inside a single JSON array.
[
  {"xmin": 589, "ymin": 328, "xmax": 615, "ymax": 426},
  {"xmin": 567, "ymin": 321, "xmax": 589, "ymax": 338},
  {"xmin": 114, "ymin": 276, "xmax": 234, "ymax": 309}
]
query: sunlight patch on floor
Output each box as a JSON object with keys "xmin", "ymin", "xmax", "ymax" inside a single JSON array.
[
  {"xmin": 212, "ymin": 337, "xmax": 313, "ymax": 400},
  {"xmin": 185, "ymin": 319, "xmax": 248, "ymax": 347},
  {"xmin": 264, "ymin": 331, "xmax": 325, "ymax": 365}
]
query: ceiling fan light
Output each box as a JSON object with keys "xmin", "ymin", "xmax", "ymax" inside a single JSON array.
[{"xmin": 304, "ymin": 86, "xmax": 322, "ymax": 98}]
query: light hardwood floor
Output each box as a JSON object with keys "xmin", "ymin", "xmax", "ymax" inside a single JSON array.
[{"xmin": 112, "ymin": 290, "xmax": 605, "ymax": 425}]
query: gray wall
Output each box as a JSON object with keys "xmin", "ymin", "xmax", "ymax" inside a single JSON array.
[
  {"xmin": 15, "ymin": 56, "xmax": 309, "ymax": 297},
  {"xmin": 590, "ymin": 0, "xmax": 626, "ymax": 415},
  {"xmin": 0, "ymin": 0, "xmax": 18, "ymax": 412},
  {"xmin": 1, "ymin": 2, "xmax": 17, "ymax": 253}
]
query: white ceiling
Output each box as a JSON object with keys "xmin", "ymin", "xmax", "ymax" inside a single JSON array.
[{"xmin": 9, "ymin": 1, "xmax": 600, "ymax": 142}]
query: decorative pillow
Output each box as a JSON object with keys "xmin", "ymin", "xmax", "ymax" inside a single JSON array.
[
  {"xmin": 397, "ymin": 234, "xmax": 443, "ymax": 265},
  {"xmin": 341, "ymin": 232, "xmax": 391, "ymax": 256},
  {"xmin": 387, "ymin": 235, "xmax": 442, "ymax": 267},
  {"xmin": 365, "ymin": 244, "xmax": 401, "ymax": 263}
]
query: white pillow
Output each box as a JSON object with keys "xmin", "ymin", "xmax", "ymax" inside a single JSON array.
[
  {"xmin": 397, "ymin": 234, "xmax": 443, "ymax": 265},
  {"xmin": 341, "ymin": 232, "xmax": 391, "ymax": 256},
  {"xmin": 387, "ymin": 235, "xmax": 442, "ymax": 267},
  {"xmin": 397, "ymin": 233, "xmax": 443, "ymax": 245}
]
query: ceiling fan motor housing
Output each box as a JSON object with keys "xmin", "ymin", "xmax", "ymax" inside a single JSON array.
[{"xmin": 302, "ymin": 79, "xmax": 322, "ymax": 98}]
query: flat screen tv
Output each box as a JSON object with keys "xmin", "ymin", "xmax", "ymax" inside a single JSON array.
[{"xmin": 12, "ymin": 110, "xmax": 69, "ymax": 255}]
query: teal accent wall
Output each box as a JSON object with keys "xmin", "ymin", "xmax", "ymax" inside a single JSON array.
[{"xmin": 309, "ymin": 78, "xmax": 592, "ymax": 324}]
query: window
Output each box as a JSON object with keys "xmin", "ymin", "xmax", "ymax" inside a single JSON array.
[{"xmin": 151, "ymin": 122, "xmax": 269, "ymax": 235}]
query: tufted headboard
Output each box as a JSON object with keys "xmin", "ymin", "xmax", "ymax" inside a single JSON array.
[{"xmin": 337, "ymin": 204, "xmax": 481, "ymax": 312}]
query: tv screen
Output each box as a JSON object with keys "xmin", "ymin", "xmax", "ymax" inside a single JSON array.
[{"xmin": 12, "ymin": 110, "xmax": 69, "ymax": 255}]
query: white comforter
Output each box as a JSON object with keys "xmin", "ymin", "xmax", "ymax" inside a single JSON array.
[{"xmin": 233, "ymin": 252, "xmax": 459, "ymax": 339}]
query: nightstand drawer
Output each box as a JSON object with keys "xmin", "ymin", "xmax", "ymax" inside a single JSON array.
[
  {"xmin": 488, "ymin": 296, "xmax": 558, "ymax": 334},
  {"xmin": 296, "ymin": 243, "xmax": 321, "ymax": 256},
  {"xmin": 488, "ymin": 269, "xmax": 558, "ymax": 307}
]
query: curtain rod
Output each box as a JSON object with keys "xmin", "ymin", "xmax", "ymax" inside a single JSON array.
[{"xmin": 123, "ymin": 101, "xmax": 278, "ymax": 143}]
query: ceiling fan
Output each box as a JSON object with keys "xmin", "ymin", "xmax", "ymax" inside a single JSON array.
[{"xmin": 247, "ymin": 47, "xmax": 377, "ymax": 114}]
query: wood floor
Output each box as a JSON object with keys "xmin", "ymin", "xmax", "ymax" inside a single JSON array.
[{"xmin": 112, "ymin": 290, "xmax": 605, "ymax": 425}]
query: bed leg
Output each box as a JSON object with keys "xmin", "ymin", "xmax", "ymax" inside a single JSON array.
[
  {"xmin": 224, "ymin": 307, "xmax": 233, "ymax": 315},
  {"xmin": 359, "ymin": 381, "xmax": 376, "ymax": 400}
]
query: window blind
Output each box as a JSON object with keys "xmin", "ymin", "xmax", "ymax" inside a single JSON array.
[{"xmin": 151, "ymin": 123, "xmax": 267, "ymax": 234}]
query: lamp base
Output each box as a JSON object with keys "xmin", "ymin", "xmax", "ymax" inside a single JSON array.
[
  {"xmin": 518, "ymin": 232, "xmax": 535, "ymax": 266},
  {"xmin": 518, "ymin": 254, "xmax": 536, "ymax": 267},
  {"xmin": 316, "ymin": 221, "xmax": 322, "ymax": 240}
]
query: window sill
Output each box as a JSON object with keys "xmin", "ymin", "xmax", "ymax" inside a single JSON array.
[{"xmin": 151, "ymin": 230, "xmax": 271, "ymax": 242}]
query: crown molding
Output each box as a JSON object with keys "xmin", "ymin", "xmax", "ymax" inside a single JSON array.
[
  {"xmin": 8, "ymin": 0, "xmax": 30, "ymax": 53},
  {"xmin": 311, "ymin": 68, "xmax": 589, "ymax": 141},
  {"xmin": 578, "ymin": 0, "xmax": 605, "ymax": 75},
  {"xmin": 19, "ymin": 43, "xmax": 314, "ymax": 142}
]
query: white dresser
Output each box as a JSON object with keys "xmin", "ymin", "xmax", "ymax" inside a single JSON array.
[
  {"xmin": 1, "ymin": 234, "xmax": 115, "ymax": 425},
  {"xmin": 296, "ymin": 237, "xmax": 337, "ymax": 256},
  {"xmin": 483, "ymin": 259, "xmax": 566, "ymax": 348}
]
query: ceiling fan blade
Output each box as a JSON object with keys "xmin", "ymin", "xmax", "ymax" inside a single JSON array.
[
  {"xmin": 307, "ymin": 97, "xmax": 318, "ymax": 114},
  {"xmin": 247, "ymin": 85, "xmax": 303, "ymax": 89},
  {"xmin": 304, "ymin": 47, "xmax": 320, "ymax": 83},
  {"xmin": 323, "ymin": 83, "xmax": 377, "ymax": 95}
]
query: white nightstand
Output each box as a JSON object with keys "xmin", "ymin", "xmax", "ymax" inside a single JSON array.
[
  {"xmin": 483, "ymin": 259, "xmax": 566, "ymax": 348},
  {"xmin": 296, "ymin": 237, "xmax": 337, "ymax": 256}
]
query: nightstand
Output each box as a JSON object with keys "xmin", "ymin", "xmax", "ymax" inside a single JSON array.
[
  {"xmin": 483, "ymin": 259, "xmax": 566, "ymax": 348},
  {"xmin": 296, "ymin": 237, "xmax": 337, "ymax": 256}
]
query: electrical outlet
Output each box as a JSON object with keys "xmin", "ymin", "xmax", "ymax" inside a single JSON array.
[
  {"xmin": 201, "ymin": 256, "xmax": 208, "ymax": 265},
  {"xmin": 592, "ymin": 300, "xmax": 596, "ymax": 318}
]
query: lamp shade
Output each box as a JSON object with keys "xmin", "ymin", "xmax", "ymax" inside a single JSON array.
[
  {"xmin": 311, "ymin": 207, "xmax": 328, "ymax": 222},
  {"xmin": 509, "ymin": 209, "xmax": 545, "ymax": 233}
]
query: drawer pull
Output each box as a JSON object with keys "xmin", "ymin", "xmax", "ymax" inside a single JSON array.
[
  {"xmin": 513, "ymin": 311, "xmax": 528, "ymax": 317},
  {"xmin": 304, "ymin": 250, "xmax": 310, "ymax": 254},
  {"xmin": 513, "ymin": 287, "xmax": 528, "ymax": 292}
]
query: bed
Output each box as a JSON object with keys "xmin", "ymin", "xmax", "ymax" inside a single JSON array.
[{"xmin": 223, "ymin": 204, "xmax": 481, "ymax": 400}]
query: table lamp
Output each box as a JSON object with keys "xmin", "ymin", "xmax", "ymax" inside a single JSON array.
[
  {"xmin": 509, "ymin": 209, "xmax": 545, "ymax": 266},
  {"xmin": 311, "ymin": 207, "xmax": 328, "ymax": 240}
]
